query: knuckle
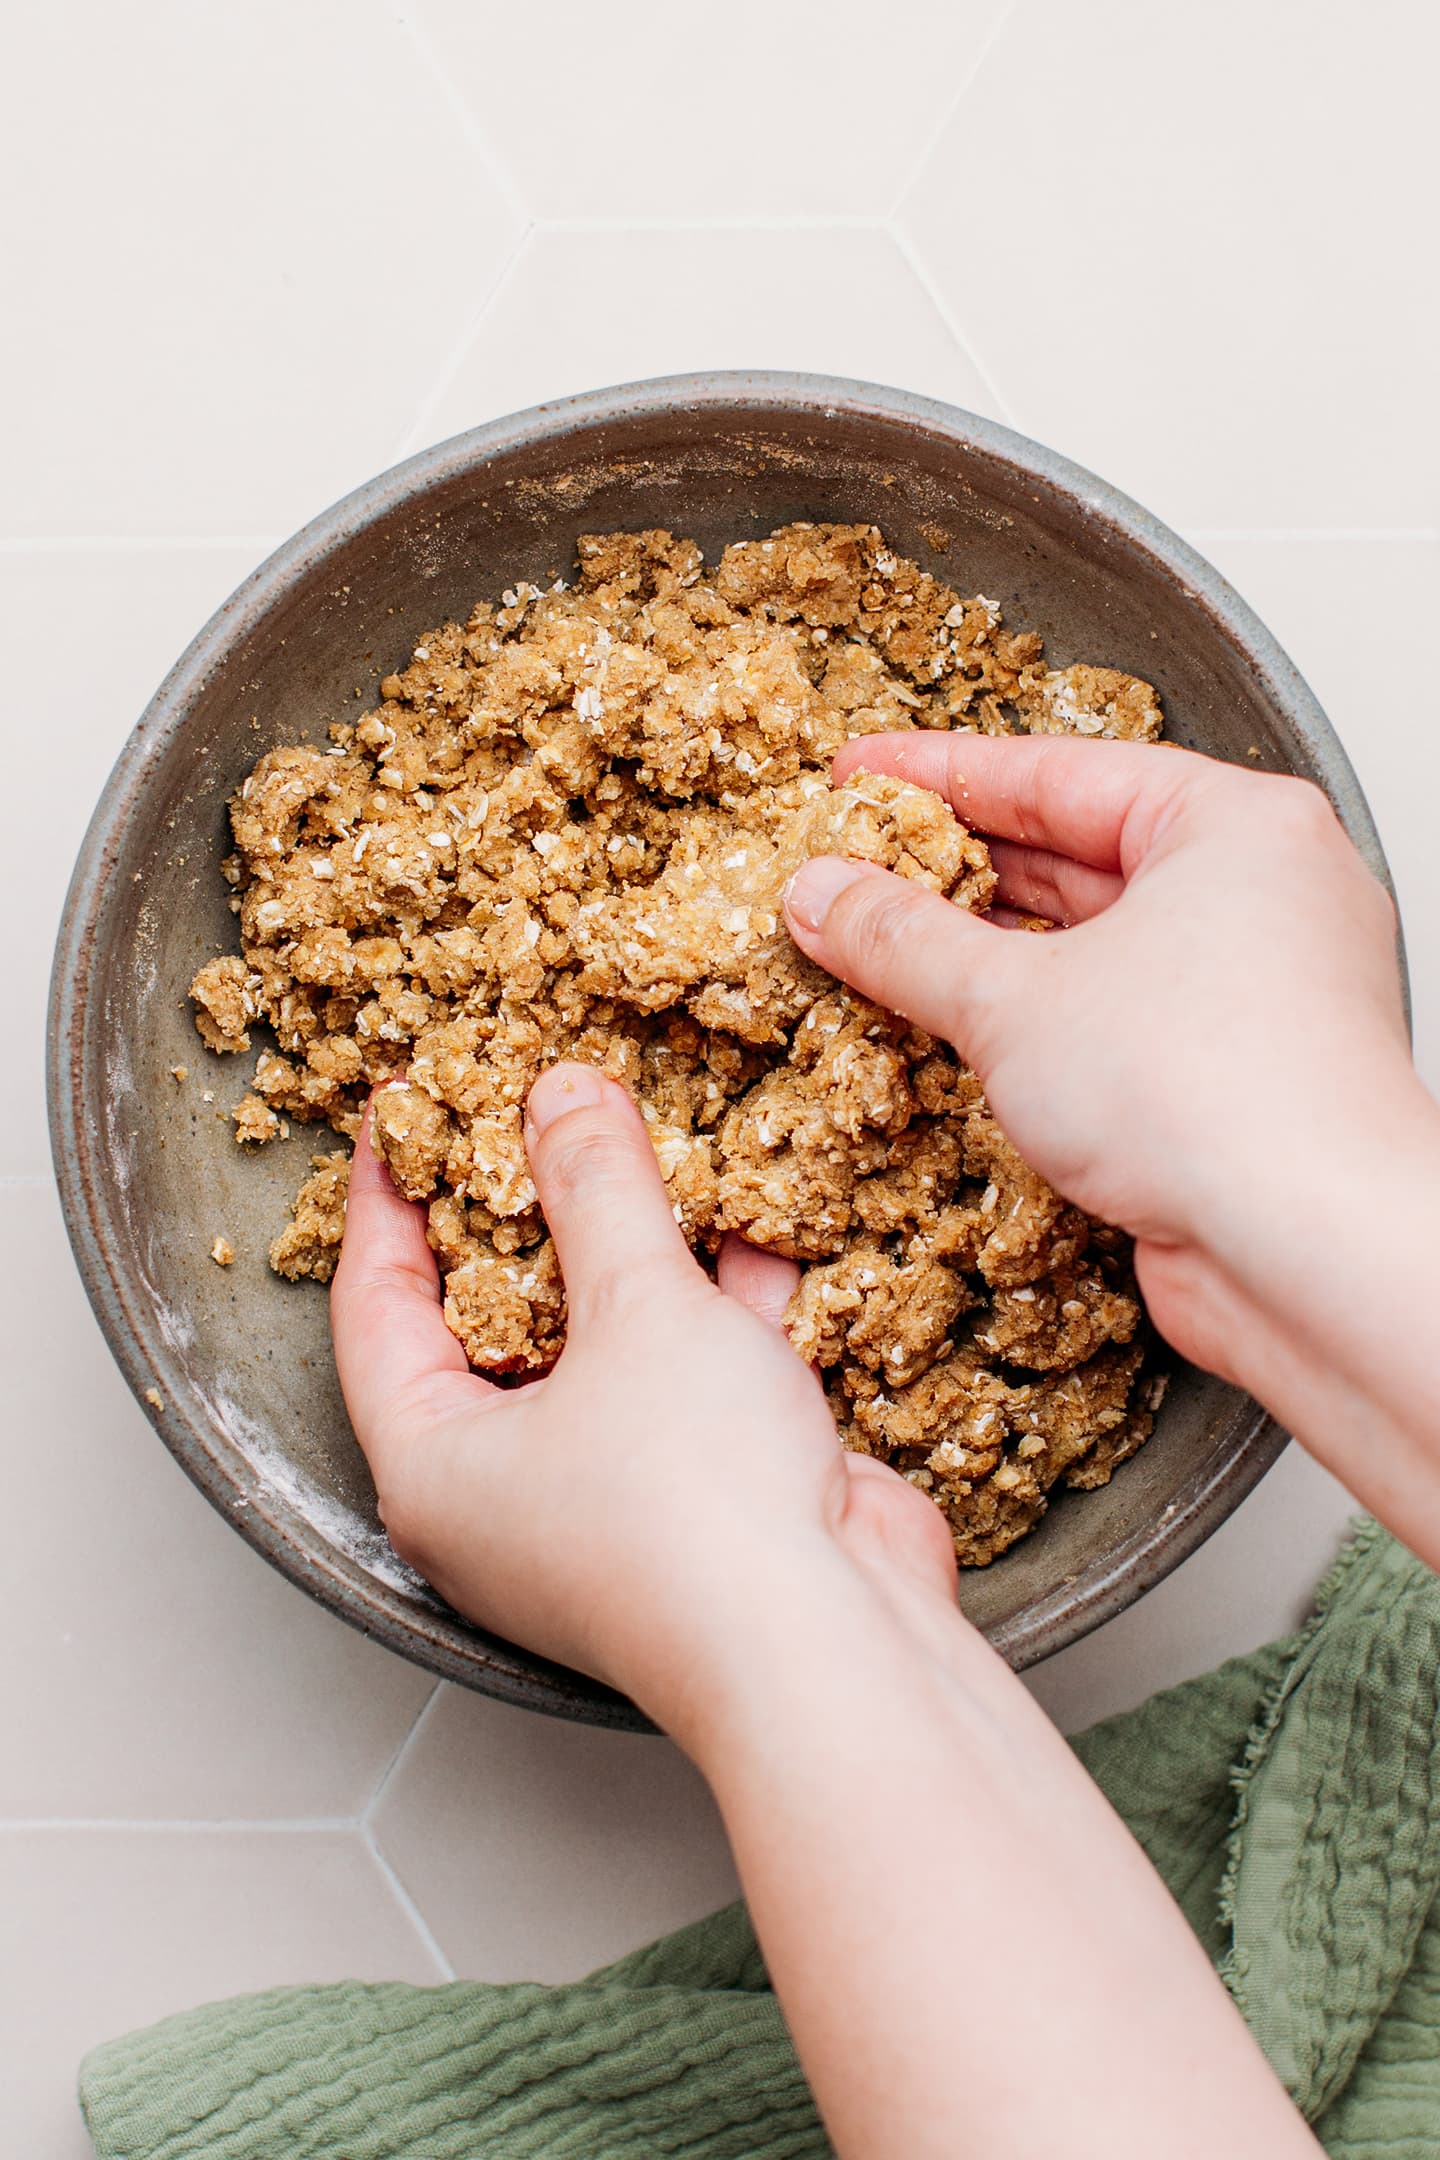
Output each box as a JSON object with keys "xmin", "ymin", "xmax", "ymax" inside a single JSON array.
[
  {"xmin": 537, "ymin": 1116, "xmax": 636, "ymax": 1212},
  {"xmin": 578, "ymin": 1251, "xmax": 676, "ymax": 1331},
  {"xmin": 1175, "ymin": 755, "xmax": 1253, "ymax": 826},
  {"xmin": 1354, "ymin": 860, "xmax": 1400, "ymax": 940},
  {"xmin": 1259, "ymin": 772, "xmax": 1340, "ymax": 843},
  {"xmin": 1020, "ymin": 736, "xmax": 1072, "ymax": 835},
  {"xmin": 834, "ymin": 876, "xmax": 920, "ymax": 979},
  {"xmin": 1028, "ymin": 859, "xmax": 1069, "ymax": 922},
  {"xmin": 948, "ymin": 934, "xmax": 1025, "ymax": 1052}
]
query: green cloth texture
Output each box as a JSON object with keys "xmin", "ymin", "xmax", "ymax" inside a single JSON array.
[{"xmin": 81, "ymin": 1520, "xmax": 1440, "ymax": 2158}]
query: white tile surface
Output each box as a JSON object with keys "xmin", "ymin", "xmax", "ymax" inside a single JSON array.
[
  {"xmin": 3, "ymin": 0, "xmax": 1437, "ymax": 2148},
  {"xmin": 0, "ymin": 1184, "xmax": 434, "ymax": 1819},
  {"xmin": 0, "ymin": 0, "xmax": 522, "ymax": 538},
  {"xmin": 417, "ymin": 223, "xmax": 1000, "ymax": 452},
  {"xmin": 0, "ymin": 546, "xmax": 271, "ymax": 1179},
  {"xmin": 371, "ymin": 1689, "xmax": 739, "ymax": 1983},
  {"xmin": 411, "ymin": 0, "xmax": 1010, "ymax": 223},
  {"xmin": 901, "ymin": 0, "xmax": 1440, "ymax": 532},
  {"xmin": 0, "ymin": 1828, "xmax": 443, "ymax": 2160}
]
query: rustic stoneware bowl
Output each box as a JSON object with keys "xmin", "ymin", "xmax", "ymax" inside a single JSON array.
[{"xmin": 50, "ymin": 373, "xmax": 1398, "ymax": 1728}]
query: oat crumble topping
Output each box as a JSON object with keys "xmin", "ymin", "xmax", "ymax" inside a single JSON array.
[{"xmin": 190, "ymin": 523, "xmax": 1161, "ymax": 1565}]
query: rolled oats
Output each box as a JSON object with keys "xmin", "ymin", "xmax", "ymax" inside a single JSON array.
[{"xmin": 192, "ymin": 523, "xmax": 1162, "ymax": 1562}]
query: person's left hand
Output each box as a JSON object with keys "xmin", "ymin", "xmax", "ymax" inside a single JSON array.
[{"xmin": 330, "ymin": 1062, "xmax": 955, "ymax": 1737}]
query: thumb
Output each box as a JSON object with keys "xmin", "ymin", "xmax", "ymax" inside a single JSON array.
[
  {"xmin": 331, "ymin": 1094, "xmax": 487, "ymax": 1482},
  {"xmin": 782, "ymin": 855, "xmax": 1030, "ymax": 1056},
  {"xmin": 524, "ymin": 1062, "xmax": 701, "ymax": 1333}
]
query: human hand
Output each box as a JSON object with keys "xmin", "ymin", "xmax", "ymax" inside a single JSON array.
[
  {"xmin": 328, "ymin": 744, "xmax": 1337, "ymax": 2160},
  {"xmin": 781, "ymin": 733, "xmax": 1426, "ymax": 1398},
  {"xmin": 330, "ymin": 1063, "xmax": 954, "ymax": 1738}
]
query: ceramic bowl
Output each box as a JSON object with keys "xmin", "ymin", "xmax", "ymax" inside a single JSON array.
[{"xmin": 49, "ymin": 373, "xmax": 1397, "ymax": 1727}]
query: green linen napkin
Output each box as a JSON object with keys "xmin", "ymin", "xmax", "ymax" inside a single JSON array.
[{"xmin": 80, "ymin": 1519, "xmax": 1440, "ymax": 2158}]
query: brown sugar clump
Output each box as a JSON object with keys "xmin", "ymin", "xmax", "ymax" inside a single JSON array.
[
  {"xmin": 269, "ymin": 1152, "xmax": 350, "ymax": 1285},
  {"xmin": 190, "ymin": 522, "xmax": 1163, "ymax": 1565},
  {"xmin": 232, "ymin": 1093, "xmax": 281, "ymax": 1146},
  {"xmin": 190, "ymin": 956, "xmax": 252, "ymax": 1053},
  {"xmin": 443, "ymin": 1238, "xmax": 566, "ymax": 1375}
]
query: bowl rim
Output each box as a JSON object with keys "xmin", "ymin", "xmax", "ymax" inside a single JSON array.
[{"xmin": 47, "ymin": 369, "xmax": 1400, "ymax": 1724}]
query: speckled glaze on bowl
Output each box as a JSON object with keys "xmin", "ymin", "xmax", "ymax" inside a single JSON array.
[{"xmin": 49, "ymin": 373, "xmax": 1401, "ymax": 1728}]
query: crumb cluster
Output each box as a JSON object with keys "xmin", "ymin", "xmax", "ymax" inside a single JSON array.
[{"xmin": 191, "ymin": 523, "xmax": 1162, "ymax": 1565}]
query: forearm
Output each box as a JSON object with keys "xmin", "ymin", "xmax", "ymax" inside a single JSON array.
[
  {"xmin": 1196, "ymin": 1066, "xmax": 1440, "ymax": 1563},
  {"xmin": 683, "ymin": 1557, "xmax": 1317, "ymax": 2160}
]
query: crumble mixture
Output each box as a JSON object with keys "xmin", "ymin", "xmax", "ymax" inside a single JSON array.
[{"xmin": 191, "ymin": 523, "xmax": 1164, "ymax": 1566}]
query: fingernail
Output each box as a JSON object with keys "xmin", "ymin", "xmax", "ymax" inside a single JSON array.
[
  {"xmin": 783, "ymin": 856, "xmax": 873, "ymax": 934},
  {"xmin": 526, "ymin": 1061, "xmax": 608, "ymax": 1135}
]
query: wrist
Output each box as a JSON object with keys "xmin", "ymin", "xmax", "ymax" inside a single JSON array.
[
  {"xmin": 1189, "ymin": 1056, "xmax": 1438, "ymax": 1295},
  {"xmin": 658, "ymin": 1537, "xmax": 993, "ymax": 1784},
  {"xmin": 1182, "ymin": 1064, "xmax": 1440, "ymax": 1534}
]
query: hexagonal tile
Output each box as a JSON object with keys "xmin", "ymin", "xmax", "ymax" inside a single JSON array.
[
  {"xmin": 899, "ymin": 0, "xmax": 1440, "ymax": 531},
  {"xmin": 371, "ymin": 1684, "xmax": 739, "ymax": 1981},
  {"xmin": 0, "ymin": 1183, "xmax": 435, "ymax": 1817},
  {"xmin": 420, "ymin": 222, "xmax": 1001, "ymax": 444},
  {"xmin": 1, "ymin": 1826, "xmax": 442, "ymax": 2159},
  {"xmin": 414, "ymin": 0, "xmax": 1009, "ymax": 222},
  {"xmin": 0, "ymin": 0, "xmax": 523, "ymax": 536}
]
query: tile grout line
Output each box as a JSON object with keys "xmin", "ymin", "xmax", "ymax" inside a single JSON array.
[
  {"xmin": 887, "ymin": 221, "xmax": 1018, "ymax": 427},
  {"xmin": 392, "ymin": 0, "xmax": 532, "ymax": 230},
  {"xmin": 534, "ymin": 213, "xmax": 893, "ymax": 233},
  {"xmin": 363, "ymin": 1825, "xmax": 458, "ymax": 1983},
  {"xmin": 361, "ymin": 1679, "xmax": 446, "ymax": 1828},
  {"xmin": 389, "ymin": 220, "xmax": 538, "ymax": 463},
  {"xmin": 885, "ymin": 0, "xmax": 1022, "ymax": 218},
  {"xmin": 0, "ymin": 1817, "xmax": 359, "ymax": 1833},
  {"xmin": 357, "ymin": 1682, "xmax": 456, "ymax": 1977},
  {"xmin": 385, "ymin": 0, "xmax": 539, "ymax": 460}
]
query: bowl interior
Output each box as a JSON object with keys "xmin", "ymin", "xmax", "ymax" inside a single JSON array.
[{"xmin": 53, "ymin": 379, "xmax": 1380, "ymax": 1726}]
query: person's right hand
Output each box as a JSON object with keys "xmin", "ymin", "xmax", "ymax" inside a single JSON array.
[{"xmin": 783, "ymin": 733, "xmax": 1440, "ymax": 1560}]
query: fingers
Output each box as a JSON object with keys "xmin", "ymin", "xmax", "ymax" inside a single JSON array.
[
  {"xmin": 331, "ymin": 1095, "xmax": 486, "ymax": 1464},
  {"xmin": 987, "ymin": 839, "xmax": 1123, "ymax": 925},
  {"xmin": 784, "ymin": 856, "xmax": 1028, "ymax": 1048},
  {"xmin": 832, "ymin": 732, "xmax": 1205, "ymax": 874},
  {"xmin": 717, "ymin": 1231, "xmax": 801, "ymax": 1330},
  {"xmin": 524, "ymin": 1063, "xmax": 702, "ymax": 1334}
]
